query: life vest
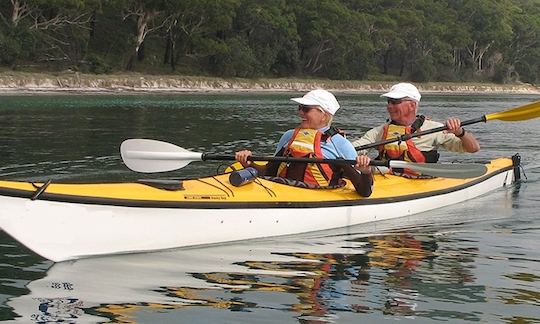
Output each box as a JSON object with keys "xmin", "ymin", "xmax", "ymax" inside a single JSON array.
[
  {"xmin": 377, "ymin": 116, "xmax": 429, "ymax": 177},
  {"xmin": 276, "ymin": 128, "xmax": 336, "ymax": 186},
  {"xmin": 378, "ymin": 123, "xmax": 426, "ymax": 163}
]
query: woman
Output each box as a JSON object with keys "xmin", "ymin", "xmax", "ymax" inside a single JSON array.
[{"xmin": 235, "ymin": 89, "xmax": 373, "ymax": 197}]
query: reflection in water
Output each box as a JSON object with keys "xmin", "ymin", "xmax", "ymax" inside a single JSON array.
[
  {"xmin": 7, "ymin": 228, "xmax": 521, "ymax": 323},
  {"xmin": 367, "ymin": 235, "xmax": 432, "ymax": 316}
]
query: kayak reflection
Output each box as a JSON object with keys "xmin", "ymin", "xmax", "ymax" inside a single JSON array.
[{"xmin": 7, "ymin": 228, "xmax": 492, "ymax": 323}]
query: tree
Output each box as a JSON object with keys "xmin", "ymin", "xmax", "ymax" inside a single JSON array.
[
  {"xmin": 451, "ymin": 0, "xmax": 516, "ymax": 76},
  {"xmin": 0, "ymin": 0, "xmax": 538, "ymax": 83},
  {"xmin": 119, "ymin": 0, "xmax": 169, "ymax": 70},
  {"xmin": 159, "ymin": 0, "xmax": 240, "ymax": 74},
  {"xmin": 498, "ymin": 0, "xmax": 540, "ymax": 83},
  {"xmin": 0, "ymin": 0, "xmax": 96, "ymax": 67},
  {"xmin": 232, "ymin": 0, "xmax": 299, "ymax": 77},
  {"xmin": 289, "ymin": 0, "xmax": 371, "ymax": 79}
]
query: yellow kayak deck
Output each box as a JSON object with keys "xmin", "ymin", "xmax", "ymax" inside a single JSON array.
[{"xmin": 0, "ymin": 158, "xmax": 515, "ymax": 207}]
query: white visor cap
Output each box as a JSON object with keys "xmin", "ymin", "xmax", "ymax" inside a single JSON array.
[
  {"xmin": 291, "ymin": 89, "xmax": 340, "ymax": 115},
  {"xmin": 381, "ymin": 83, "xmax": 421, "ymax": 102}
]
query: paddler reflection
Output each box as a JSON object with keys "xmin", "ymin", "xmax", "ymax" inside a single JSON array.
[
  {"xmin": 368, "ymin": 234, "xmax": 431, "ymax": 315},
  {"xmin": 7, "ymin": 233, "xmax": 483, "ymax": 322}
]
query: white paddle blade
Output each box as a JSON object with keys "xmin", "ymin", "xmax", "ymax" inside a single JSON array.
[{"xmin": 120, "ymin": 139, "xmax": 203, "ymax": 173}]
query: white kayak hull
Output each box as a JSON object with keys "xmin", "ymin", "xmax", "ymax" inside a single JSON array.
[{"xmin": 0, "ymin": 159, "xmax": 517, "ymax": 262}]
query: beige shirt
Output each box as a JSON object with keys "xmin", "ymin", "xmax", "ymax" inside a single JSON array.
[{"xmin": 351, "ymin": 119, "xmax": 467, "ymax": 155}]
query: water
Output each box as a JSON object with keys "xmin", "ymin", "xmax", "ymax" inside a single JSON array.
[{"xmin": 0, "ymin": 92, "xmax": 539, "ymax": 323}]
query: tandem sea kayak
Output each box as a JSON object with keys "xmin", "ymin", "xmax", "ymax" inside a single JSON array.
[{"xmin": 0, "ymin": 155, "xmax": 521, "ymax": 262}]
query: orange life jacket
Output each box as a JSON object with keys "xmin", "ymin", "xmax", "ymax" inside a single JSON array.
[
  {"xmin": 277, "ymin": 128, "xmax": 335, "ymax": 186},
  {"xmin": 378, "ymin": 123, "xmax": 426, "ymax": 163},
  {"xmin": 377, "ymin": 123, "xmax": 426, "ymax": 177}
]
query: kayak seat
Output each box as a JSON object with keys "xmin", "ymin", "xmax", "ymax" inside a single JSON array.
[{"xmin": 137, "ymin": 179, "xmax": 184, "ymax": 191}]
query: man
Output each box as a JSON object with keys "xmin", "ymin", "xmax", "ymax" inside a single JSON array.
[{"xmin": 351, "ymin": 83, "xmax": 480, "ymax": 169}]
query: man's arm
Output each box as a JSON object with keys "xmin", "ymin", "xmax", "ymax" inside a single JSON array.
[
  {"xmin": 446, "ymin": 118, "xmax": 480, "ymax": 153},
  {"xmin": 350, "ymin": 125, "xmax": 385, "ymax": 154}
]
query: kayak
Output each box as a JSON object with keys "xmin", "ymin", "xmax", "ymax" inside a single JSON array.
[{"xmin": 0, "ymin": 156, "xmax": 520, "ymax": 262}]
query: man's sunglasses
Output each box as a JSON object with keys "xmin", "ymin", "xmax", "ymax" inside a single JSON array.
[
  {"xmin": 298, "ymin": 104, "xmax": 322, "ymax": 113},
  {"xmin": 387, "ymin": 98, "xmax": 413, "ymax": 105}
]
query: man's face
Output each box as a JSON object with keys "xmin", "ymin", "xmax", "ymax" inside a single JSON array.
[{"xmin": 386, "ymin": 98, "xmax": 417, "ymax": 126}]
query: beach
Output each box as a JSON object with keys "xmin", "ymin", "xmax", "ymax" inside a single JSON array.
[{"xmin": 0, "ymin": 72, "xmax": 539, "ymax": 95}]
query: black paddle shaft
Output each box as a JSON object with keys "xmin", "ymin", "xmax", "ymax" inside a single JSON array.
[
  {"xmin": 355, "ymin": 116, "xmax": 487, "ymax": 151},
  {"xmin": 201, "ymin": 154, "xmax": 390, "ymax": 167}
]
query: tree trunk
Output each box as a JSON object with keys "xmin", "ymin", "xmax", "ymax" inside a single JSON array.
[
  {"xmin": 89, "ymin": 10, "xmax": 96, "ymax": 38},
  {"xmin": 170, "ymin": 39, "xmax": 176, "ymax": 72},
  {"xmin": 137, "ymin": 42, "xmax": 145, "ymax": 61},
  {"xmin": 126, "ymin": 53, "xmax": 136, "ymax": 70},
  {"xmin": 125, "ymin": 8, "xmax": 155, "ymax": 70},
  {"xmin": 382, "ymin": 49, "xmax": 390, "ymax": 74},
  {"xmin": 164, "ymin": 32, "xmax": 172, "ymax": 64}
]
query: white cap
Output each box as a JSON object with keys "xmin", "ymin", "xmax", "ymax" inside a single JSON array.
[
  {"xmin": 291, "ymin": 89, "xmax": 340, "ymax": 115},
  {"xmin": 381, "ymin": 83, "xmax": 421, "ymax": 102}
]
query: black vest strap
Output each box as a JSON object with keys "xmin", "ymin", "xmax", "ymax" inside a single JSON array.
[
  {"xmin": 410, "ymin": 115, "xmax": 426, "ymax": 132},
  {"xmin": 322, "ymin": 126, "xmax": 344, "ymax": 141}
]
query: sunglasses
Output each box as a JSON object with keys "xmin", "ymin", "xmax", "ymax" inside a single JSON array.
[
  {"xmin": 387, "ymin": 98, "xmax": 413, "ymax": 105},
  {"xmin": 298, "ymin": 105, "xmax": 323, "ymax": 113}
]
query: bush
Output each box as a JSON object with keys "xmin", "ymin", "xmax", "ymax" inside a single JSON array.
[
  {"xmin": 434, "ymin": 66, "xmax": 460, "ymax": 82},
  {"xmin": 209, "ymin": 37, "xmax": 259, "ymax": 78},
  {"xmin": 85, "ymin": 54, "xmax": 112, "ymax": 74},
  {"xmin": 0, "ymin": 32, "xmax": 21, "ymax": 66},
  {"xmin": 409, "ymin": 57, "xmax": 436, "ymax": 82}
]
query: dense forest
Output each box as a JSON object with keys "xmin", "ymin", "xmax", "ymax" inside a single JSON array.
[{"xmin": 0, "ymin": 0, "xmax": 539, "ymax": 85}]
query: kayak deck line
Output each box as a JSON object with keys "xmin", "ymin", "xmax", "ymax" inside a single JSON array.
[
  {"xmin": 30, "ymin": 179, "xmax": 53, "ymax": 200},
  {"xmin": 0, "ymin": 158, "xmax": 515, "ymax": 209},
  {"xmin": 197, "ymin": 176, "xmax": 236, "ymax": 198}
]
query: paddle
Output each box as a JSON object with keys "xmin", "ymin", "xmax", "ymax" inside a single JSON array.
[
  {"xmin": 355, "ymin": 100, "xmax": 540, "ymax": 151},
  {"xmin": 120, "ymin": 139, "xmax": 487, "ymax": 179}
]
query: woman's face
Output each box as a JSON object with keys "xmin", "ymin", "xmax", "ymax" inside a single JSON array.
[{"xmin": 297, "ymin": 105, "xmax": 328, "ymax": 129}]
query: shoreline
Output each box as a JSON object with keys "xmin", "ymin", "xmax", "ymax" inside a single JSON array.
[{"xmin": 0, "ymin": 72, "xmax": 539, "ymax": 95}]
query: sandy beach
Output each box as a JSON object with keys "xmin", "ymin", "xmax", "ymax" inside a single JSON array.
[{"xmin": 0, "ymin": 72, "xmax": 539, "ymax": 95}]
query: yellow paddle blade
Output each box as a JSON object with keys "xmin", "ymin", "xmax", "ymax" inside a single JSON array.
[{"xmin": 485, "ymin": 100, "xmax": 540, "ymax": 121}]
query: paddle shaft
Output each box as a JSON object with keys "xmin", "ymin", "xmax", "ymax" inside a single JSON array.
[
  {"xmin": 355, "ymin": 116, "xmax": 486, "ymax": 151},
  {"xmin": 201, "ymin": 154, "xmax": 486, "ymax": 178},
  {"xmin": 202, "ymin": 154, "xmax": 389, "ymax": 167}
]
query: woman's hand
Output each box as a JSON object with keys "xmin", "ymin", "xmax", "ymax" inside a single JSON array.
[
  {"xmin": 355, "ymin": 155, "xmax": 371, "ymax": 174},
  {"xmin": 235, "ymin": 150, "xmax": 253, "ymax": 167}
]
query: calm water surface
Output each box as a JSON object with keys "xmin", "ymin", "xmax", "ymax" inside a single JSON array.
[{"xmin": 0, "ymin": 92, "xmax": 539, "ymax": 323}]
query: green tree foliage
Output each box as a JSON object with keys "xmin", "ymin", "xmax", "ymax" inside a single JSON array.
[
  {"xmin": 499, "ymin": 0, "xmax": 540, "ymax": 83},
  {"xmin": 448, "ymin": 0, "xmax": 517, "ymax": 79},
  {"xmin": 231, "ymin": 0, "xmax": 299, "ymax": 77},
  {"xmin": 0, "ymin": 0, "xmax": 538, "ymax": 84}
]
